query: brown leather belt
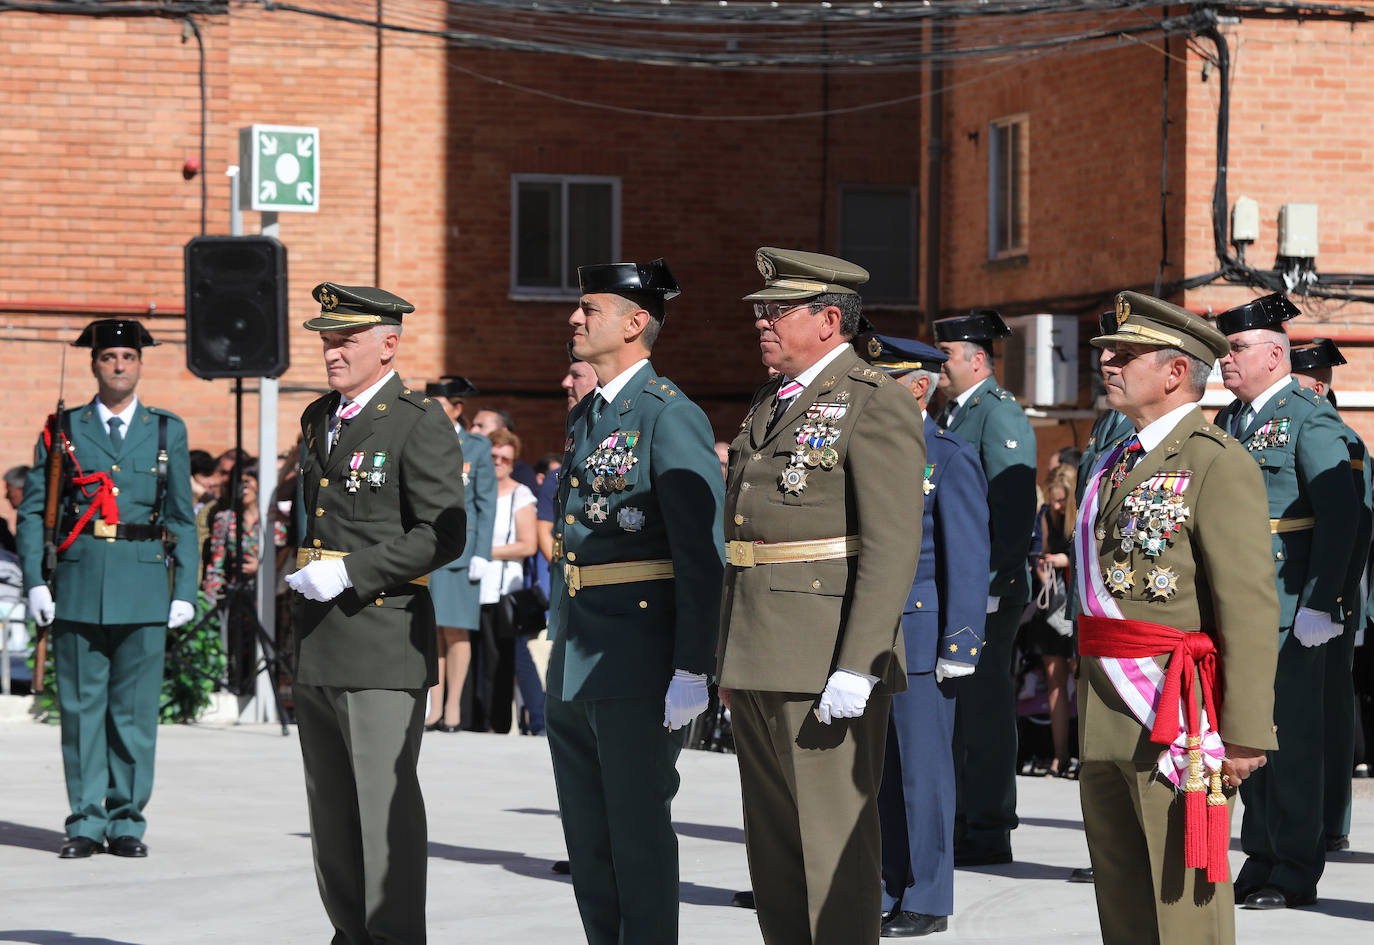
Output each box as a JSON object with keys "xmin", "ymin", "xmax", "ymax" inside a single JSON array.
[
  {"xmin": 69, "ymin": 519, "xmax": 166, "ymax": 542},
  {"xmin": 726, "ymin": 535, "xmax": 860, "ymax": 568},
  {"xmin": 563, "ymin": 558, "xmax": 674, "ymax": 596},
  {"xmin": 296, "ymin": 547, "xmax": 430, "ymax": 587}
]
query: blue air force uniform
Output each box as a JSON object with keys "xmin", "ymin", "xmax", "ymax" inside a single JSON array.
[
  {"xmin": 933, "ymin": 310, "xmax": 1037, "ymax": 864},
  {"xmin": 545, "ymin": 261, "xmax": 724, "ymax": 945},
  {"xmin": 866, "ymin": 337, "xmax": 991, "ymax": 925}
]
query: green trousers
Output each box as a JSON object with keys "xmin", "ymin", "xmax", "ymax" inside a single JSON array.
[
  {"xmin": 1238, "ymin": 628, "xmax": 1326, "ymax": 896},
  {"xmin": 1080, "ymin": 761, "xmax": 1236, "ymax": 945},
  {"xmin": 54, "ymin": 619, "xmax": 166, "ymax": 842},
  {"xmin": 546, "ymin": 694, "xmax": 686, "ymax": 945},
  {"xmin": 1322, "ymin": 622, "xmax": 1357, "ymax": 839},
  {"xmin": 295, "ymin": 684, "xmax": 428, "ymax": 945}
]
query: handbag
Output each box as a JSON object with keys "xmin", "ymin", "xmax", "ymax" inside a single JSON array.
[{"xmin": 491, "ymin": 491, "xmax": 549, "ymax": 639}]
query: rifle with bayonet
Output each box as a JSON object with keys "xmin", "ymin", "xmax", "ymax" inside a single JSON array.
[{"xmin": 35, "ymin": 391, "xmax": 67, "ymax": 693}]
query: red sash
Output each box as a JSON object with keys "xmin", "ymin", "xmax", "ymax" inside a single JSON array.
[{"xmin": 1079, "ymin": 614, "xmax": 1230, "ymax": 883}]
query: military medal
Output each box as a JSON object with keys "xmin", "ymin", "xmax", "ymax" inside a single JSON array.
[
  {"xmin": 779, "ymin": 403, "xmax": 847, "ymax": 496},
  {"xmin": 1146, "ymin": 566, "xmax": 1178, "ymax": 600},
  {"xmin": 585, "ymin": 432, "xmax": 639, "ymax": 493},
  {"xmin": 1248, "ymin": 418, "xmax": 1290, "ymax": 451},
  {"xmin": 617, "ymin": 506, "xmax": 645, "ymax": 532},
  {"xmin": 1119, "ymin": 472, "xmax": 1191, "ymax": 558},
  {"xmin": 346, "ymin": 451, "xmax": 365, "ymax": 493},
  {"xmin": 1107, "ymin": 562, "xmax": 1135, "ymax": 595},
  {"xmin": 923, "ymin": 462, "xmax": 935, "ymax": 496},
  {"xmin": 584, "ymin": 495, "xmax": 609, "ymax": 523},
  {"xmin": 780, "ymin": 466, "xmax": 808, "ymax": 494},
  {"xmin": 462, "ymin": 461, "xmax": 471, "ymax": 486},
  {"xmin": 368, "ymin": 451, "xmax": 388, "ymax": 487}
]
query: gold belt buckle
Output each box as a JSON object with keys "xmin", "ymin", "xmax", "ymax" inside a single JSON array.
[
  {"xmin": 727, "ymin": 540, "xmax": 756, "ymax": 568},
  {"xmin": 306, "ymin": 547, "xmax": 323, "ymax": 563},
  {"xmin": 564, "ymin": 563, "xmax": 582, "ymax": 595},
  {"xmin": 93, "ymin": 520, "xmax": 117, "ymax": 539}
]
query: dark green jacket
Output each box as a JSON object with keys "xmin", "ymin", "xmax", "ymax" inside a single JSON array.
[
  {"xmin": 17, "ymin": 398, "xmax": 196, "ymax": 624},
  {"xmin": 944, "ymin": 376, "xmax": 1037, "ymax": 603},
  {"xmin": 546, "ymin": 362, "xmax": 724, "ymax": 702},
  {"xmin": 1215, "ymin": 378, "xmax": 1359, "ymax": 627},
  {"xmin": 292, "ymin": 375, "xmax": 467, "ymax": 690}
]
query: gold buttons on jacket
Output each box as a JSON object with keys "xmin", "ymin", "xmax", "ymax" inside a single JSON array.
[
  {"xmin": 915, "ymin": 601, "xmax": 923, "ymax": 608},
  {"xmin": 740, "ymin": 481, "xmax": 751, "ymax": 491},
  {"xmin": 733, "ymin": 514, "xmax": 744, "ymax": 525},
  {"xmin": 639, "ymin": 600, "xmax": 648, "ymax": 609},
  {"xmin": 111, "ymin": 464, "xmax": 120, "ymax": 472},
  {"xmin": 811, "ymin": 579, "xmax": 822, "ymax": 589},
  {"xmin": 316, "ymin": 507, "xmax": 325, "ymax": 517},
  {"xmin": 313, "ymin": 539, "xmax": 322, "ymax": 548},
  {"xmin": 752, "ymin": 452, "xmax": 762, "ymax": 462},
  {"xmin": 375, "ymin": 598, "xmax": 384, "ymax": 606},
  {"xmin": 320, "ymin": 478, "xmax": 329, "ymax": 487},
  {"xmin": 111, "ymin": 487, "xmax": 120, "ymax": 496},
  {"xmin": 570, "ymin": 476, "xmax": 579, "ymax": 487},
  {"xmin": 565, "ymin": 514, "xmax": 575, "ymax": 524},
  {"xmin": 566, "ymin": 552, "xmax": 576, "ymax": 562}
]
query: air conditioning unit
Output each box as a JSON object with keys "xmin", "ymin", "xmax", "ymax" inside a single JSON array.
[{"xmin": 1002, "ymin": 314, "xmax": 1078, "ymax": 407}]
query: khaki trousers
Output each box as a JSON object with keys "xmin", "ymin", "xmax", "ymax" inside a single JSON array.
[
  {"xmin": 1080, "ymin": 760, "xmax": 1235, "ymax": 945},
  {"xmin": 732, "ymin": 689, "xmax": 890, "ymax": 945}
]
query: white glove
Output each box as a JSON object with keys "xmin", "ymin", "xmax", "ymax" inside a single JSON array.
[
  {"xmin": 467, "ymin": 556, "xmax": 490, "ymax": 582},
  {"xmin": 986, "ymin": 596, "xmax": 1001, "ymax": 615},
  {"xmin": 285, "ymin": 558, "xmax": 353, "ymax": 602},
  {"xmin": 664, "ymin": 670, "xmax": 709, "ymax": 731},
  {"xmin": 26, "ymin": 586, "xmax": 55, "ymax": 627},
  {"xmin": 935, "ymin": 658, "xmax": 976, "ymax": 683},
  {"xmin": 167, "ymin": 599, "xmax": 196, "ymax": 629},
  {"xmin": 1294, "ymin": 607, "xmax": 1343, "ymax": 648},
  {"xmin": 815, "ymin": 669, "xmax": 877, "ymax": 725}
]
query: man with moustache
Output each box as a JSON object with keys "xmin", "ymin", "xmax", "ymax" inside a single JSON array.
[
  {"xmin": 1212, "ymin": 293, "xmax": 1360, "ymax": 910},
  {"xmin": 1077, "ymin": 291, "xmax": 1278, "ymax": 945},
  {"xmin": 544, "ymin": 259, "xmax": 724, "ymax": 945},
  {"xmin": 285, "ymin": 283, "xmax": 467, "ymax": 945}
]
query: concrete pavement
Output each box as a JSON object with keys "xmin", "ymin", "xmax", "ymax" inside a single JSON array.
[{"xmin": 0, "ymin": 719, "xmax": 1370, "ymax": 943}]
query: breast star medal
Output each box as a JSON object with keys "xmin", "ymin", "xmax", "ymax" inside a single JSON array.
[
  {"xmin": 617, "ymin": 506, "xmax": 646, "ymax": 532},
  {"xmin": 780, "ymin": 466, "xmax": 808, "ymax": 495},
  {"xmin": 584, "ymin": 495, "xmax": 609, "ymax": 524},
  {"xmin": 1107, "ymin": 562, "xmax": 1135, "ymax": 596},
  {"xmin": 1146, "ymin": 567, "xmax": 1178, "ymax": 600}
]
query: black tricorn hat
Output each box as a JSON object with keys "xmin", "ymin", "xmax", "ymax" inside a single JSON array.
[
  {"xmin": 424, "ymin": 375, "xmax": 480, "ymax": 399},
  {"xmin": 1215, "ymin": 292, "xmax": 1300, "ymax": 336},
  {"xmin": 1098, "ymin": 309, "xmax": 1118, "ymax": 337},
  {"xmin": 1290, "ymin": 337, "xmax": 1346, "ymax": 372},
  {"xmin": 578, "ymin": 258, "xmax": 681, "ymax": 309},
  {"xmin": 73, "ymin": 318, "xmax": 158, "ymax": 350},
  {"xmin": 933, "ymin": 308, "xmax": 1012, "ymax": 348}
]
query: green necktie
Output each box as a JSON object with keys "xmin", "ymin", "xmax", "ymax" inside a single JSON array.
[
  {"xmin": 589, "ymin": 393, "xmax": 607, "ymax": 425},
  {"xmin": 107, "ymin": 416, "xmax": 124, "ymax": 451}
]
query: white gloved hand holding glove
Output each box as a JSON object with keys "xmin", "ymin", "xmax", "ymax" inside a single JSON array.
[
  {"xmin": 285, "ymin": 558, "xmax": 353, "ymax": 602},
  {"xmin": 935, "ymin": 658, "xmax": 976, "ymax": 684},
  {"xmin": 467, "ymin": 556, "xmax": 490, "ymax": 582},
  {"xmin": 664, "ymin": 670, "xmax": 710, "ymax": 731},
  {"xmin": 986, "ymin": 596, "xmax": 1001, "ymax": 615},
  {"xmin": 1293, "ymin": 606, "xmax": 1343, "ymax": 648},
  {"xmin": 27, "ymin": 586, "xmax": 55, "ymax": 627},
  {"xmin": 815, "ymin": 669, "xmax": 877, "ymax": 725},
  {"xmin": 167, "ymin": 599, "xmax": 196, "ymax": 629}
]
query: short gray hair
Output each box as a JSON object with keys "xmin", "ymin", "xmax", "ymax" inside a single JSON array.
[
  {"xmin": 813, "ymin": 292, "xmax": 863, "ymax": 338},
  {"xmin": 908, "ymin": 369, "xmax": 943, "ymax": 408},
  {"xmin": 1154, "ymin": 347, "xmax": 1211, "ymax": 395},
  {"xmin": 3, "ymin": 465, "xmax": 28, "ymax": 490}
]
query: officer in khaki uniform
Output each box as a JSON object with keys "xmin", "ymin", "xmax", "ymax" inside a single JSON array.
[
  {"xmin": 1213, "ymin": 294, "xmax": 1360, "ymax": 909},
  {"xmin": 1289, "ymin": 338, "xmax": 1373, "ymax": 853},
  {"xmin": 545, "ymin": 259, "xmax": 724, "ymax": 945},
  {"xmin": 718, "ymin": 248, "xmax": 925, "ymax": 945},
  {"xmin": 17, "ymin": 319, "xmax": 197, "ymax": 859},
  {"xmin": 1076, "ymin": 292, "xmax": 1279, "ymax": 945},
  {"xmin": 932, "ymin": 309, "xmax": 1037, "ymax": 865},
  {"xmin": 285, "ymin": 283, "xmax": 468, "ymax": 945}
]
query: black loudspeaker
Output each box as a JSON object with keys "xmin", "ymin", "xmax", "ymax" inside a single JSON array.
[{"xmin": 184, "ymin": 235, "xmax": 289, "ymax": 378}]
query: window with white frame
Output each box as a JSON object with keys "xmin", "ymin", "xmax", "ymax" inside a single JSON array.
[
  {"xmin": 988, "ymin": 115, "xmax": 1028, "ymax": 259},
  {"xmin": 840, "ymin": 188, "xmax": 916, "ymax": 302},
  {"xmin": 511, "ymin": 175, "xmax": 620, "ymax": 296}
]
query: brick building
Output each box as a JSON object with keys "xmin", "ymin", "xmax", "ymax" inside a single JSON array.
[{"xmin": 2, "ymin": 1, "xmax": 1373, "ymax": 537}]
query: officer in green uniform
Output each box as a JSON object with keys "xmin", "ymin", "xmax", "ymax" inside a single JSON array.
[
  {"xmin": 932, "ymin": 309, "xmax": 1037, "ymax": 865},
  {"xmin": 1078, "ymin": 292, "xmax": 1278, "ymax": 945},
  {"xmin": 718, "ymin": 248, "xmax": 925, "ymax": 945},
  {"xmin": 286, "ymin": 283, "xmax": 468, "ymax": 945},
  {"xmin": 17, "ymin": 319, "xmax": 197, "ymax": 859},
  {"xmin": 1213, "ymin": 294, "xmax": 1360, "ymax": 909},
  {"xmin": 1289, "ymin": 338, "xmax": 1372, "ymax": 853},
  {"xmin": 545, "ymin": 259, "xmax": 724, "ymax": 945}
]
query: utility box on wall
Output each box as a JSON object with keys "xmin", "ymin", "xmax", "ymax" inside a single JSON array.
[{"xmin": 1002, "ymin": 314, "xmax": 1079, "ymax": 407}]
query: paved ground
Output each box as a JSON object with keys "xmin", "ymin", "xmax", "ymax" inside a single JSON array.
[{"xmin": 0, "ymin": 719, "xmax": 1370, "ymax": 943}]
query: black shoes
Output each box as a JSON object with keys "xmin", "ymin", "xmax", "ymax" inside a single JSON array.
[
  {"xmin": 1240, "ymin": 886, "xmax": 1317, "ymax": 910},
  {"xmin": 551, "ymin": 859, "xmax": 571, "ymax": 875},
  {"xmin": 1326, "ymin": 834, "xmax": 1350, "ymax": 852},
  {"xmin": 107, "ymin": 836, "xmax": 149, "ymax": 858},
  {"xmin": 59, "ymin": 836, "xmax": 103, "ymax": 859},
  {"xmin": 1067, "ymin": 867, "xmax": 1095, "ymax": 883},
  {"xmin": 881, "ymin": 912, "xmax": 948, "ymax": 937},
  {"xmin": 953, "ymin": 849, "xmax": 1012, "ymax": 867},
  {"xmin": 425, "ymin": 721, "xmax": 461, "ymax": 733},
  {"xmin": 731, "ymin": 890, "xmax": 755, "ymax": 909}
]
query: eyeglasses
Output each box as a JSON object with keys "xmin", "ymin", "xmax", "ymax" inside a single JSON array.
[
  {"xmin": 752, "ymin": 301, "xmax": 818, "ymax": 330},
  {"xmin": 491, "ymin": 454, "xmax": 513, "ymax": 465},
  {"xmin": 1226, "ymin": 340, "xmax": 1269, "ymax": 356}
]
